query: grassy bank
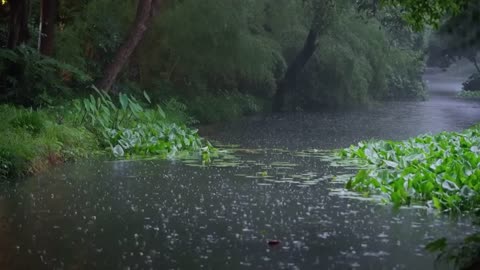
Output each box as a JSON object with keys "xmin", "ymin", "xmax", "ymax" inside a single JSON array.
[
  {"xmin": 0, "ymin": 89, "xmax": 213, "ymax": 180},
  {"xmin": 0, "ymin": 105, "xmax": 98, "ymax": 179},
  {"xmin": 340, "ymin": 126, "xmax": 480, "ymax": 212}
]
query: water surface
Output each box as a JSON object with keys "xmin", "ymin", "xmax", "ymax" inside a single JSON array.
[{"xmin": 1, "ymin": 71, "xmax": 479, "ymax": 270}]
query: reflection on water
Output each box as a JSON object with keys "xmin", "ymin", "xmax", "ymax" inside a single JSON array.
[{"xmin": 1, "ymin": 72, "xmax": 480, "ymax": 270}]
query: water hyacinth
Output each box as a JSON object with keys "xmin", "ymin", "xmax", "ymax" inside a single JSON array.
[
  {"xmin": 73, "ymin": 87, "xmax": 214, "ymax": 162},
  {"xmin": 108, "ymin": 123, "xmax": 203, "ymax": 158},
  {"xmin": 340, "ymin": 127, "xmax": 480, "ymax": 211}
]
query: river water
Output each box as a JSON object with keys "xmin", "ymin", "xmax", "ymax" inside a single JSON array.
[{"xmin": 2, "ymin": 71, "xmax": 480, "ymax": 270}]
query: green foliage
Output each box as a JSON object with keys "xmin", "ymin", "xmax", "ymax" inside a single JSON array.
[
  {"xmin": 139, "ymin": 0, "xmax": 283, "ymax": 98},
  {"xmin": 0, "ymin": 91, "xmax": 213, "ymax": 180},
  {"xmin": 295, "ymin": 4, "xmax": 426, "ymax": 109},
  {"xmin": 72, "ymin": 88, "xmax": 210, "ymax": 159},
  {"xmin": 55, "ymin": 0, "xmax": 135, "ymax": 76},
  {"xmin": 10, "ymin": 108, "xmax": 46, "ymax": 134},
  {"xmin": 380, "ymin": 0, "xmax": 470, "ymax": 30},
  {"xmin": 187, "ymin": 91, "xmax": 264, "ymax": 123},
  {"xmin": 0, "ymin": 45, "xmax": 91, "ymax": 105},
  {"xmin": 385, "ymin": 48, "xmax": 426, "ymax": 100},
  {"xmin": 48, "ymin": 0, "xmax": 428, "ymax": 114},
  {"xmin": 108, "ymin": 123, "xmax": 203, "ymax": 159},
  {"xmin": 340, "ymin": 127, "xmax": 480, "ymax": 211},
  {"xmin": 0, "ymin": 105, "xmax": 98, "ymax": 180},
  {"xmin": 458, "ymin": 90, "xmax": 480, "ymax": 99}
]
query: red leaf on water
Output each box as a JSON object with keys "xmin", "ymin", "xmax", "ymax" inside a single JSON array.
[{"xmin": 267, "ymin": 240, "xmax": 281, "ymax": 246}]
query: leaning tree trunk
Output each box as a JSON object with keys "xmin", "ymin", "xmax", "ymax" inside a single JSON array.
[
  {"xmin": 97, "ymin": 0, "xmax": 161, "ymax": 92},
  {"xmin": 38, "ymin": 0, "xmax": 57, "ymax": 56},
  {"xmin": 272, "ymin": 28, "xmax": 318, "ymax": 112},
  {"xmin": 7, "ymin": 0, "xmax": 30, "ymax": 49}
]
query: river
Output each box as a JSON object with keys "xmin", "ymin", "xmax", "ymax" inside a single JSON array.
[{"xmin": 1, "ymin": 70, "xmax": 480, "ymax": 270}]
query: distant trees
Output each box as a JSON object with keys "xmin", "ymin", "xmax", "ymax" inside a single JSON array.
[
  {"xmin": 0, "ymin": 0, "xmax": 475, "ymax": 109},
  {"xmin": 428, "ymin": 1, "xmax": 480, "ymax": 73},
  {"xmin": 381, "ymin": 0, "xmax": 470, "ymax": 30}
]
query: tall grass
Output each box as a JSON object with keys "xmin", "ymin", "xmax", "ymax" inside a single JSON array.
[{"xmin": 0, "ymin": 105, "xmax": 98, "ymax": 179}]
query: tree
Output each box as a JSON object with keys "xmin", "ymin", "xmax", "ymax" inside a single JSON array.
[
  {"xmin": 427, "ymin": 1, "xmax": 480, "ymax": 73},
  {"xmin": 272, "ymin": 0, "xmax": 335, "ymax": 112},
  {"xmin": 38, "ymin": 0, "xmax": 58, "ymax": 56},
  {"xmin": 7, "ymin": 0, "xmax": 30, "ymax": 49},
  {"xmin": 97, "ymin": 0, "xmax": 161, "ymax": 92},
  {"xmin": 380, "ymin": 0, "xmax": 470, "ymax": 30}
]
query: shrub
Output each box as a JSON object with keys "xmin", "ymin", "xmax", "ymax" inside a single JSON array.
[
  {"xmin": 186, "ymin": 91, "xmax": 264, "ymax": 123},
  {"xmin": 463, "ymin": 73, "xmax": 480, "ymax": 91},
  {"xmin": 0, "ymin": 46, "xmax": 91, "ymax": 106},
  {"xmin": 457, "ymin": 90, "xmax": 480, "ymax": 98}
]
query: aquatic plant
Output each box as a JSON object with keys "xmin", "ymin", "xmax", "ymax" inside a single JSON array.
[
  {"xmin": 457, "ymin": 90, "xmax": 480, "ymax": 99},
  {"xmin": 340, "ymin": 128, "xmax": 480, "ymax": 211},
  {"xmin": 0, "ymin": 89, "xmax": 215, "ymax": 180},
  {"xmin": 72, "ymin": 87, "xmax": 212, "ymax": 160}
]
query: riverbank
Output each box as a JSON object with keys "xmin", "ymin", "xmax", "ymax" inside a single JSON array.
[
  {"xmin": 0, "ymin": 105, "xmax": 98, "ymax": 179},
  {"xmin": 0, "ymin": 91, "xmax": 213, "ymax": 180},
  {"xmin": 3, "ymin": 72, "xmax": 480, "ymax": 270}
]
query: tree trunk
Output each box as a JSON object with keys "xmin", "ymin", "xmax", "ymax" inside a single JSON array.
[
  {"xmin": 272, "ymin": 28, "xmax": 318, "ymax": 112},
  {"xmin": 38, "ymin": 0, "xmax": 57, "ymax": 56},
  {"xmin": 97, "ymin": 0, "xmax": 161, "ymax": 92},
  {"xmin": 7, "ymin": 0, "xmax": 30, "ymax": 49}
]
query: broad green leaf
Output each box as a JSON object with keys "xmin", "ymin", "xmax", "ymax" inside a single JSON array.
[{"xmin": 425, "ymin": 238, "xmax": 447, "ymax": 252}]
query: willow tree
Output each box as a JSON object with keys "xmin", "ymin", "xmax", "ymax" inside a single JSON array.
[
  {"xmin": 272, "ymin": 0, "xmax": 335, "ymax": 112},
  {"xmin": 97, "ymin": 0, "xmax": 162, "ymax": 92}
]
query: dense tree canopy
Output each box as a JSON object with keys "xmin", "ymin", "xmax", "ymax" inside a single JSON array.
[{"xmin": 0, "ymin": 0, "xmax": 474, "ymax": 110}]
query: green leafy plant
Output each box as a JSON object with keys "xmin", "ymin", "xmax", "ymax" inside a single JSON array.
[
  {"xmin": 340, "ymin": 127, "xmax": 480, "ymax": 211},
  {"xmin": 0, "ymin": 45, "xmax": 91, "ymax": 105},
  {"xmin": 73, "ymin": 87, "xmax": 212, "ymax": 161}
]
